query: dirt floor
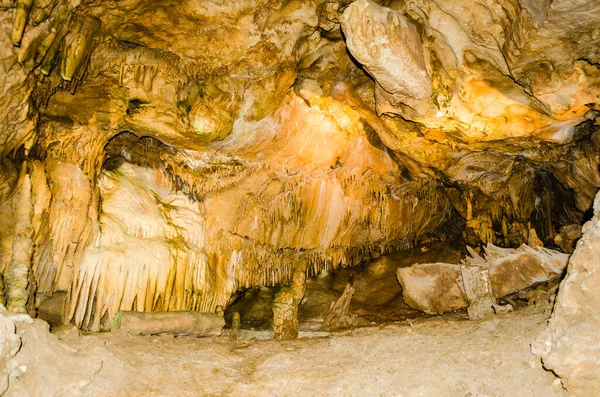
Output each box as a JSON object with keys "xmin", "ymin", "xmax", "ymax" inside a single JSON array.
[
  {"xmin": 4, "ymin": 242, "xmax": 566, "ymax": 396},
  {"xmin": 5, "ymin": 303, "xmax": 564, "ymax": 397}
]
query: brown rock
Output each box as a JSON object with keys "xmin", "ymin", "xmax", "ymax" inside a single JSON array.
[
  {"xmin": 554, "ymin": 224, "xmax": 583, "ymax": 254},
  {"xmin": 37, "ymin": 292, "xmax": 68, "ymax": 329},
  {"xmin": 397, "ymin": 244, "xmax": 569, "ymax": 314},
  {"xmin": 485, "ymin": 244, "xmax": 569, "ymax": 298},
  {"xmin": 397, "ymin": 263, "xmax": 467, "ymax": 314}
]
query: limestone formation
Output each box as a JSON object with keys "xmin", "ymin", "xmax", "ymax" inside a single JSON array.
[
  {"xmin": 0, "ymin": 0, "xmax": 598, "ymax": 392},
  {"xmin": 397, "ymin": 263, "xmax": 468, "ymax": 314},
  {"xmin": 534, "ymin": 192, "xmax": 600, "ymax": 396},
  {"xmin": 554, "ymin": 224, "xmax": 583, "ymax": 254},
  {"xmin": 273, "ymin": 267, "xmax": 306, "ymax": 341},
  {"xmin": 397, "ymin": 244, "xmax": 569, "ymax": 314},
  {"xmin": 461, "ymin": 265, "xmax": 513, "ymax": 320},
  {"xmin": 0, "ymin": 308, "xmax": 21, "ymax": 394},
  {"xmin": 340, "ymin": 0, "xmax": 433, "ymax": 114},
  {"xmin": 321, "ymin": 282, "xmax": 358, "ymax": 331}
]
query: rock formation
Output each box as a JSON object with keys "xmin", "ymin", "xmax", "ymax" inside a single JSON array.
[
  {"xmin": 0, "ymin": 0, "xmax": 598, "ymax": 392},
  {"xmin": 534, "ymin": 191, "xmax": 600, "ymax": 396},
  {"xmin": 0, "ymin": 307, "xmax": 22, "ymax": 394},
  {"xmin": 397, "ymin": 244, "xmax": 569, "ymax": 314},
  {"xmin": 272, "ymin": 266, "xmax": 306, "ymax": 340}
]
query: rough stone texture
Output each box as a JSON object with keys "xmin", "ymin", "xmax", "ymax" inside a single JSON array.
[
  {"xmin": 397, "ymin": 244, "xmax": 569, "ymax": 314},
  {"xmin": 321, "ymin": 282, "xmax": 357, "ymax": 331},
  {"xmin": 111, "ymin": 311, "xmax": 225, "ymax": 337},
  {"xmin": 534, "ymin": 192, "xmax": 600, "ymax": 396},
  {"xmin": 2, "ymin": 305, "xmax": 567, "ymax": 397},
  {"xmin": 0, "ymin": 308, "xmax": 21, "ymax": 394},
  {"xmin": 273, "ymin": 267, "xmax": 307, "ymax": 340},
  {"xmin": 460, "ymin": 266, "xmax": 497, "ymax": 320},
  {"xmin": 554, "ymin": 224, "xmax": 583, "ymax": 254},
  {"xmin": 0, "ymin": 0, "xmax": 598, "ymax": 339},
  {"xmin": 341, "ymin": 0, "xmax": 600, "ymax": 144},
  {"xmin": 397, "ymin": 263, "xmax": 467, "ymax": 314},
  {"xmin": 340, "ymin": 0, "xmax": 433, "ymax": 114},
  {"xmin": 485, "ymin": 244, "xmax": 569, "ymax": 298},
  {"xmin": 36, "ymin": 292, "xmax": 68, "ymax": 329}
]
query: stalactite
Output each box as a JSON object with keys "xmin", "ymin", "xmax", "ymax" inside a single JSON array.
[
  {"xmin": 11, "ymin": 0, "xmax": 34, "ymax": 46},
  {"xmin": 60, "ymin": 16, "xmax": 98, "ymax": 82}
]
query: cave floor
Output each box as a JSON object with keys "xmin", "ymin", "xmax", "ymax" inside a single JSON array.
[{"xmin": 8, "ymin": 304, "xmax": 565, "ymax": 397}]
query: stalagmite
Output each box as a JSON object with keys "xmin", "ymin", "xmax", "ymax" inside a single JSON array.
[
  {"xmin": 461, "ymin": 266, "xmax": 496, "ymax": 320},
  {"xmin": 0, "ymin": 0, "xmax": 598, "ymax": 393},
  {"xmin": 321, "ymin": 281, "xmax": 357, "ymax": 331},
  {"xmin": 461, "ymin": 266, "xmax": 512, "ymax": 320},
  {"xmin": 5, "ymin": 167, "xmax": 33, "ymax": 313},
  {"xmin": 273, "ymin": 266, "xmax": 306, "ymax": 340}
]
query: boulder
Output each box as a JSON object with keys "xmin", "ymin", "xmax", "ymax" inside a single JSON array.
[
  {"xmin": 485, "ymin": 244, "xmax": 569, "ymax": 298},
  {"xmin": 397, "ymin": 244, "xmax": 569, "ymax": 314},
  {"xmin": 554, "ymin": 224, "xmax": 583, "ymax": 254},
  {"xmin": 397, "ymin": 263, "xmax": 467, "ymax": 314}
]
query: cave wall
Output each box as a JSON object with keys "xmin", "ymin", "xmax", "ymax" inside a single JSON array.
[
  {"xmin": 534, "ymin": 191, "xmax": 600, "ymax": 395},
  {"xmin": 0, "ymin": 0, "xmax": 597, "ymax": 350}
]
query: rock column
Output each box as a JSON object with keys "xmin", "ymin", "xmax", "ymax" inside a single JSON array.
[
  {"xmin": 272, "ymin": 266, "xmax": 306, "ymax": 341},
  {"xmin": 5, "ymin": 166, "xmax": 33, "ymax": 313}
]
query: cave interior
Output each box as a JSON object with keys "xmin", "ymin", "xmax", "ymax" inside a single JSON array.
[{"xmin": 0, "ymin": 0, "xmax": 599, "ymax": 395}]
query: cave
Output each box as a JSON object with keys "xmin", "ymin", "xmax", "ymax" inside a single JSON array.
[{"xmin": 0, "ymin": 0, "xmax": 599, "ymax": 395}]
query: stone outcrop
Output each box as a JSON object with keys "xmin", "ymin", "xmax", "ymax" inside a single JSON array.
[
  {"xmin": 340, "ymin": 0, "xmax": 433, "ymax": 114},
  {"xmin": 397, "ymin": 263, "xmax": 468, "ymax": 314},
  {"xmin": 397, "ymin": 244, "xmax": 569, "ymax": 314},
  {"xmin": 534, "ymin": 192, "xmax": 600, "ymax": 396}
]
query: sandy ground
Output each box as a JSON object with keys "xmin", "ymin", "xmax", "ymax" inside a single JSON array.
[{"xmin": 6, "ymin": 304, "xmax": 565, "ymax": 397}]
